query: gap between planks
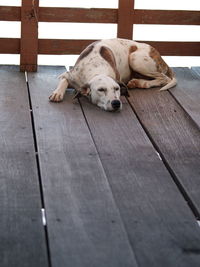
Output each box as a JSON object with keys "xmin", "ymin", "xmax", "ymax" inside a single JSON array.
[{"xmin": 25, "ymin": 70, "xmax": 53, "ymax": 267}]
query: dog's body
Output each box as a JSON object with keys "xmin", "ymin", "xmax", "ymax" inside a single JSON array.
[{"xmin": 49, "ymin": 38, "xmax": 177, "ymax": 111}]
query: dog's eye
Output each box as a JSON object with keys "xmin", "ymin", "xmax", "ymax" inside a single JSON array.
[
  {"xmin": 98, "ymin": 88, "xmax": 106, "ymax": 92},
  {"xmin": 115, "ymin": 87, "xmax": 120, "ymax": 91}
]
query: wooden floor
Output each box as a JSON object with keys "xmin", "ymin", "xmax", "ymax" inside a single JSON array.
[{"xmin": 1, "ymin": 65, "xmax": 200, "ymax": 267}]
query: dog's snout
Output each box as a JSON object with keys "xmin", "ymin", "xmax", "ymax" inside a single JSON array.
[{"xmin": 111, "ymin": 100, "xmax": 121, "ymax": 110}]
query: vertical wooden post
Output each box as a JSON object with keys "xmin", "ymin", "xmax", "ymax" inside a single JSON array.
[
  {"xmin": 117, "ymin": 0, "xmax": 134, "ymax": 39},
  {"xmin": 20, "ymin": 0, "xmax": 39, "ymax": 72}
]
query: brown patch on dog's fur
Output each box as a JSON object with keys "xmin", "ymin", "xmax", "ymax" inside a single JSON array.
[
  {"xmin": 129, "ymin": 45, "xmax": 137, "ymax": 54},
  {"xmin": 149, "ymin": 46, "xmax": 174, "ymax": 79},
  {"xmin": 100, "ymin": 46, "xmax": 120, "ymax": 80}
]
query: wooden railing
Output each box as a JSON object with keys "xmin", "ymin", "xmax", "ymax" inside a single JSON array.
[{"xmin": 0, "ymin": 0, "xmax": 199, "ymax": 71}]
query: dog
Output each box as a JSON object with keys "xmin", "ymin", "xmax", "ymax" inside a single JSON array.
[{"xmin": 49, "ymin": 38, "xmax": 177, "ymax": 111}]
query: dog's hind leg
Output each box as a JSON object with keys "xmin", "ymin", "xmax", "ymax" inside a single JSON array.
[
  {"xmin": 128, "ymin": 44, "xmax": 176, "ymax": 90},
  {"xmin": 49, "ymin": 73, "xmax": 69, "ymax": 102},
  {"xmin": 127, "ymin": 73, "xmax": 171, "ymax": 89}
]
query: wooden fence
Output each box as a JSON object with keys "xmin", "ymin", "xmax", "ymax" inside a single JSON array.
[{"xmin": 0, "ymin": 0, "xmax": 199, "ymax": 71}]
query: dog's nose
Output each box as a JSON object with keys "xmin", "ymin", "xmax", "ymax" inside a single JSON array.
[{"xmin": 111, "ymin": 100, "xmax": 121, "ymax": 110}]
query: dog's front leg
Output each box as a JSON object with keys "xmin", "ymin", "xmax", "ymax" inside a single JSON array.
[{"xmin": 49, "ymin": 76, "xmax": 69, "ymax": 102}]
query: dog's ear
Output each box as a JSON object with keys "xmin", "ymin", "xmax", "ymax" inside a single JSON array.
[
  {"xmin": 73, "ymin": 84, "xmax": 91, "ymax": 99},
  {"xmin": 118, "ymin": 82, "xmax": 130, "ymax": 97}
]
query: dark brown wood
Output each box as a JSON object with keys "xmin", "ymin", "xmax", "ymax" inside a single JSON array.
[
  {"xmin": 38, "ymin": 39, "xmax": 97, "ymax": 54},
  {"xmin": 128, "ymin": 75, "xmax": 200, "ymax": 214},
  {"xmin": 170, "ymin": 67, "xmax": 200, "ymax": 129},
  {"xmin": 142, "ymin": 41, "xmax": 200, "ymax": 56},
  {"xmin": 80, "ymin": 94, "xmax": 200, "ymax": 267},
  {"xmin": 0, "ymin": 6, "xmax": 20, "ymax": 21},
  {"xmin": 117, "ymin": 0, "xmax": 134, "ymax": 39},
  {"xmin": 39, "ymin": 7, "xmax": 117, "ymax": 23},
  {"xmin": 0, "ymin": 6, "xmax": 199, "ymax": 25},
  {"xmin": 38, "ymin": 39, "xmax": 200, "ymax": 56},
  {"xmin": 132, "ymin": 10, "xmax": 200, "ymax": 25},
  {"xmin": 20, "ymin": 0, "xmax": 39, "ymax": 72},
  {"xmin": 0, "ymin": 66, "xmax": 48, "ymax": 267},
  {"xmin": 0, "ymin": 38, "xmax": 20, "ymax": 54},
  {"xmin": 28, "ymin": 66, "xmax": 138, "ymax": 267}
]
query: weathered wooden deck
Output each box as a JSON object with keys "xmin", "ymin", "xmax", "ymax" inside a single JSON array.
[{"xmin": 1, "ymin": 65, "xmax": 200, "ymax": 267}]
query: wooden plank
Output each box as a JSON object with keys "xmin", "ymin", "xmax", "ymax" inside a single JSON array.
[
  {"xmin": 132, "ymin": 10, "xmax": 200, "ymax": 25},
  {"xmin": 38, "ymin": 39, "xmax": 200, "ymax": 56},
  {"xmin": 143, "ymin": 41, "xmax": 200, "ymax": 56},
  {"xmin": 80, "ymin": 95, "xmax": 200, "ymax": 267},
  {"xmin": 192, "ymin": 66, "xmax": 200, "ymax": 77},
  {"xmin": 0, "ymin": 66, "xmax": 48, "ymax": 267},
  {"xmin": 1, "ymin": 6, "xmax": 198, "ymax": 25},
  {"xmin": 20, "ymin": 0, "xmax": 39, "ymax": 72},
  {"xmin": 0, "ymin": 6, "xmax": 20, "ymax": 21},
  {"xmin": 39, "ymin": 7, "xmax": 117, "ymax": 23},
  {"xmin": 117, "ymin": 0, "xmax": 134, "ymax": 39},
  {"xmin": 28, "ymin": 66, "xmax": 138, "ymax": 267},
  {"xmin": 38, "ymin": 7, "xmax": 200, "ymax": 25},
  {"xmin": 0, "ymin": 38, "xmax": 20, "ymax": 54},
  {"xmin": 38, "ymin": 39, "xmax": 97, "ymax": 55},
  {"xmin": 169, "ymin": 67, "xmax": 200, "ymax": 129},
  {"xmin": 128, "ymin": 85, "xmax": 200, "ymax": 214}
]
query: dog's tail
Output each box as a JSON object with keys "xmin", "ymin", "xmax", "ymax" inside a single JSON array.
[{"xmin": 160, "ymin": 76, "xmax": 177, "ymax": 91}]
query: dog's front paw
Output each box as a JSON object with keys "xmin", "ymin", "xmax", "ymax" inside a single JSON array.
[{"xmin": 49, "ymin": 90, "xmax": 64, "ymax": 102}]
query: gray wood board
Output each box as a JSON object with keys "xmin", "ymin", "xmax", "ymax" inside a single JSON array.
[
  {"xmin": 0, "ymin": 66, "xmax": 48, "ymax": 267},
  {"xmin": 128, "ymin": 86, "xmax": 200, "ymax": 214},
  {"xmin": 170, "ymin": 67, "xmax": 200, "ymax": 128},
  {"xmin": 192, "ymin": 67, "xmax": 200, "ymax": 77},
  {"xmin": 28, "ymin": 66, "xmax": 138, "ymax": 267},
  {"xmin": 80, "ymin": 94, "xmax": 200, "ymax": 267}
]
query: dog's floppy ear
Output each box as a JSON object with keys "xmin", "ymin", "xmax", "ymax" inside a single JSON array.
[
  {"xmin": 118, "ymin": 82, "xmax": 130, "ymax": 97},
  {"xmin": 73, "ymin": 84, "xmax": 91, "ymax": 99}
]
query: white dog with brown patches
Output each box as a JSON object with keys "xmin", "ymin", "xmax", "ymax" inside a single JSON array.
[{"xmin": 49, "ymin": 38, "xmax": 177, "ymax": 111}]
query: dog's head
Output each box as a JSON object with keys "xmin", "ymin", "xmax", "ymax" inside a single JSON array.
[{"xmin": 74, "ymin": 75, "xmax": 129, "ymax": 111}]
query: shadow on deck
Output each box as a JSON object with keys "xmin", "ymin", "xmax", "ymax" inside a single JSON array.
[{"xmin": 1, "ymin": 65, "xmax": 200, "ymax": 267}]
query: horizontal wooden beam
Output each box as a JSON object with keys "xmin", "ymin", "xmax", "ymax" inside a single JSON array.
[
  {"xmin": 0, "ymin": 6, "xmax": 199, "ymax": 26},
  {"xmin": 132, "ymin": 10, "xmax": 200, "ymax": 25},
  {"xmin": 38, "ymin": 39, "xmax": 97, "ymax": 54},
  {"xmin": 39, "ymin": 7, "xmax": 117, "ymax": 23},
  {"xmin": 0, "ymin": 38, "xmax": 20, "ymax": 53},
  {"xmin": 142, "ymin": 41, "xmax": 200, "ymax": 56},
  {"xmin": 38, "ymin": 39, "xmax": 200, "ymax": 56},
  {"xmin": 0, "ymin": 6, "xmax": 20, "ymax": 21},
  {"xmin": 0, "ymin": 38, "xmax": 199, "ymax": 56}
]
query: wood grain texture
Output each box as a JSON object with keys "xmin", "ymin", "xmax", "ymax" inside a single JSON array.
[
  {"xmin": 169, "ymin": 68, "xmax": 200, "ymax": 129},
  {"xmin": 0, "ymin": 66, "xmax": 48, "ymax": 267},
  {"xmin": 38, "ymin": 39, "xmax": 97, "ymax": 55},
  {"xmin": 117, "ymin": 0, "xmax": 134, "ymax": 39},
  {"xmin": 28, "ymin": 66, "xmax": 138, "ymax": 267},
  {"xmin": 0, "ymin": 38, "xmax": 20, "ymax": 54},
  {"xmin": 132, "ymin": 10, "xmax": 200, "ymax": 25},
  {"xmin": 39, "ymin": 7, "xmax": 117, "ymax": 23},
  {"xmin": 128, "ymin": 81, "xmax": 200, "ymax": 214},
  {"xmin": 0, "ymin": 6, "xmax": 20, "ymax": 21},
  {"xmin": 20, "ymin": 0, "xmax": 39, "ymax": 72},
  {"xmin": 37, "ymin": 39, "xmax": 200, "ymax": 56},
  {"xmin": 80, "ymin": 95, "xmax": 200, "ymax": 267},
  {"xmin": 142, "ymin": 41, "xmax": 200, "ymax": 56}
]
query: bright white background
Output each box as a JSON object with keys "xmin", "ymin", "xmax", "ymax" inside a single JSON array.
[{"xmin": 0, "ymin": 0, "xmax": 199, "ymax": 67}]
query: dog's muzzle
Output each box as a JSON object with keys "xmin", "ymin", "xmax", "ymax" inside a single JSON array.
[{"xmin": 111, "ymin": 100, "xmax": 121, "ymax": 111}]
